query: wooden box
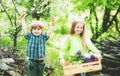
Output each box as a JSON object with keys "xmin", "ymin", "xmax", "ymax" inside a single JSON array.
[{"xmin": 63, "ymin": 60, "xmax": 102, "ymax": 76}]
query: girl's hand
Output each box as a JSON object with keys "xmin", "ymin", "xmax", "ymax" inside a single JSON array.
[
  {"xmin": 18, "ymin": 13, "xmax": 26, "ymax": 20},
  {"xmin": 96, "ymin": 52, "xmax": 102, "ymax": 61},
  {"xmin": 51, "ymin": 16, "xmax": 55, "ymax": 26}
]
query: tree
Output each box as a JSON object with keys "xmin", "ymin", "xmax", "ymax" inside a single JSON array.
[
  {"xmin": 0, "ymin": 0, "xmax": 51, "ymax": 52},
  {"xmin": 71, "ymin": 0, "xmax": 120, "ymax": 39}
]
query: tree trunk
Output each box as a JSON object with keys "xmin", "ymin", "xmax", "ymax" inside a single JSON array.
[{"xmin": 102, "ymin": 7, "xmax": 110, "ymax": 32}]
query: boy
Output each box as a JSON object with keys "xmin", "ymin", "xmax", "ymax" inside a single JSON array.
[{"xmin": 20, "ymin": 13, "xmax": 54, "ymax": 76}]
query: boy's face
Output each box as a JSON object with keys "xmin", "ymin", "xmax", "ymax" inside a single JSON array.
[
  {"xmin": 32, "ymin": 28, "xmax": 42, "ymax": 36},
  {"xmin": 74, "ymin": 22, "xmax": 84, "ymax": 35}
]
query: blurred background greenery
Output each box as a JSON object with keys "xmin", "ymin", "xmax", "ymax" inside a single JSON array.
[{"xmin": 0, "ymin": 0, "xmax": 120, "ymax": 76}]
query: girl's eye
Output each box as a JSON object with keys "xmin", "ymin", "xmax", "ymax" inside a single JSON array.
[
  {"xmin": 76, "ymin": 26, "xmax": 83, "ymax": 29},
  {"xmin": 80, "ymin": 27, "xmax": 83, "ymax": 29},
  {"xmin": 33, "ymin": 28, "xmax": 36, "ymax": 30}
]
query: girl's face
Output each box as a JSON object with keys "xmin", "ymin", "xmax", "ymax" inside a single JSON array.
[
  {"xmin": 74, "ymin": 22, "xmax": 84, "ymax": 35},
  {"xmin": 32, "ymin": 28, "xmax": 42, "ymax": 36}
]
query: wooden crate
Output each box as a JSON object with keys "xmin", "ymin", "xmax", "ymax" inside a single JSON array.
[{"xmin": 63, "ymin": 60, "xmax": 102, "ymax": 76}]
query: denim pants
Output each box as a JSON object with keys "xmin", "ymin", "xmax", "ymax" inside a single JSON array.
[{"xmin": 28, "ymin": 59, "xmax": 45, "ymax": 76}]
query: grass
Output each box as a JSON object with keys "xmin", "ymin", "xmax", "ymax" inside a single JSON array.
[{"xmin": 45, "ymin": 34, "xmax": 66, "ymax": 76}]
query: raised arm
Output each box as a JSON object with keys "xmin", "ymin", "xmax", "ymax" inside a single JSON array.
[
  {"xmin": 47, "ymin": 16, "xmax": 54, "ymax": 37},
  {"xmin": 20, "ymin": 13, "xmax": 27, "ymax": 35}
]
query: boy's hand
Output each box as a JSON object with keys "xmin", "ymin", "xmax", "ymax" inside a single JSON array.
[
  {"xmin": 18, "ymin": 13, "xmax": 26, "ymax": 20},
  {"xmin": 51, "ymin": 16, "xmax": 55, "ymax": 26}
]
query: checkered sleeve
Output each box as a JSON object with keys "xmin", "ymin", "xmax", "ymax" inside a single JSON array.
[
  {"xmin": 44, "ymin": 33, "xmax": 50, "ymax": 41},
  {"xmin": 25, "ymin": 32, "xmax": 31, "ymax": 40}
]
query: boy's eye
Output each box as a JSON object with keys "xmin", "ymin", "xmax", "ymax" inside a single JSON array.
[
  {"xmin": 38, "ymin": 28, "xmax": 41, "ymax": 30},
  {"xmin": 33, "ymin": 28, "xmax": 41, "ymax": 30},
  {"xmin": 77, "ymin": 26, "xmax": 80, "ymax": 28}
]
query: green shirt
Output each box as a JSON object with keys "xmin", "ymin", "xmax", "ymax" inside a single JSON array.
[{"xmin": 60, "ymin": 34, "xmax": 99, "ymax": 57}]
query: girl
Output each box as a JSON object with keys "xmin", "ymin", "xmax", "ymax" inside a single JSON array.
[{"xmin": 59, "ymin": 18, "xmax": 102, "ymax": 76}]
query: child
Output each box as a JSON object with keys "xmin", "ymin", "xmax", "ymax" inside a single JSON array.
[
  {"xmin": 20, "ymin": 13, "xmax": 54, "ymax": 76},
  {"xmin": 59, "ymin": 18, "xmax": 102, "ymax": 76}
]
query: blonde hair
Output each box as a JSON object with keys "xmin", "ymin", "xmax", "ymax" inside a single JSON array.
[
  {"xmin": 69, "ymin": 18, "xmax": 87, "ymax": 52},
  {"xmin": 30, "ymin": 20, "xmax": 44, "ymax": 32}
]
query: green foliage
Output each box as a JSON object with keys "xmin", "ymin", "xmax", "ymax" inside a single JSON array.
[
  {"xmin": 17, "ymin": 34, "xmax": 27, "ymax": 46},
  {"xmin": 19, "ymin": 0, "xmax": 51, "ymax": 19},
  {"xmin": 0, "ymin": 36, "xmax": 12, "ymax": 46},
  {"xmin": 71, "ymin": 0, "xmax": 120, "ymax": 11},
  {"xmin": 54, "ymin": 16, "xmax": 69, "ymax": 34},
  {"xmin": 45, "ymin": 34, "xmax": 65, "ymax": 76},
  {"xmin": 60, "ymin": 25, "xmax": 69, "ymax": 34},
  {"xmin": 55, "ymin": 24, "xmax": 69, "ymax": 34},
  {"xmin": 15, "ymin": 47, "xmax": 27, "ymax": 58},
  {"xmin": 0, "ymin": 0, "xmax": 120, "ymax": 75},
  {"xmin": 97, "ymin": 24, "xmax": 119, "ymax": 41}
]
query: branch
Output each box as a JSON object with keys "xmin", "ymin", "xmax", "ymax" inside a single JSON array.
[
  {"xmin": 102, "ymin": 7, "xmax": 111, "ymax": 32},
  {"xmin": 107, "ymin": 6, "xmax": 120, "ymax": 29},
  {"xmin": 93, "ymin": 8, "xmax": 99, "ymax": 38},
  {"xmin": 12, "ymin": 0, "xmax": 20, "ymax": 15},
  {"xmin": 114, "ymin": 18, "xmax": 120, "ymax": 34},
  {"xmin": 0, "ymin": 2, "xmax": 13, "ymax": 27},
  {"xmin": 16, "ymin": 25, "xmax": 22, "ymax": 34},
  {"xmin": 12, "ymin": 0, "xmax": 21, "ymax": 26}
]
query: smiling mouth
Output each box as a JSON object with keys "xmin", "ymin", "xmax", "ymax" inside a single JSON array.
[{"xmin": 76, "ymin": 30, "xmax": 81, "ymax": 32}]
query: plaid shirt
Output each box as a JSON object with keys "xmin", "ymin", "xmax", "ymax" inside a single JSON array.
[{"xmin": 25, "ymin": 32, "xmax": 49, "ymax": 60}]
